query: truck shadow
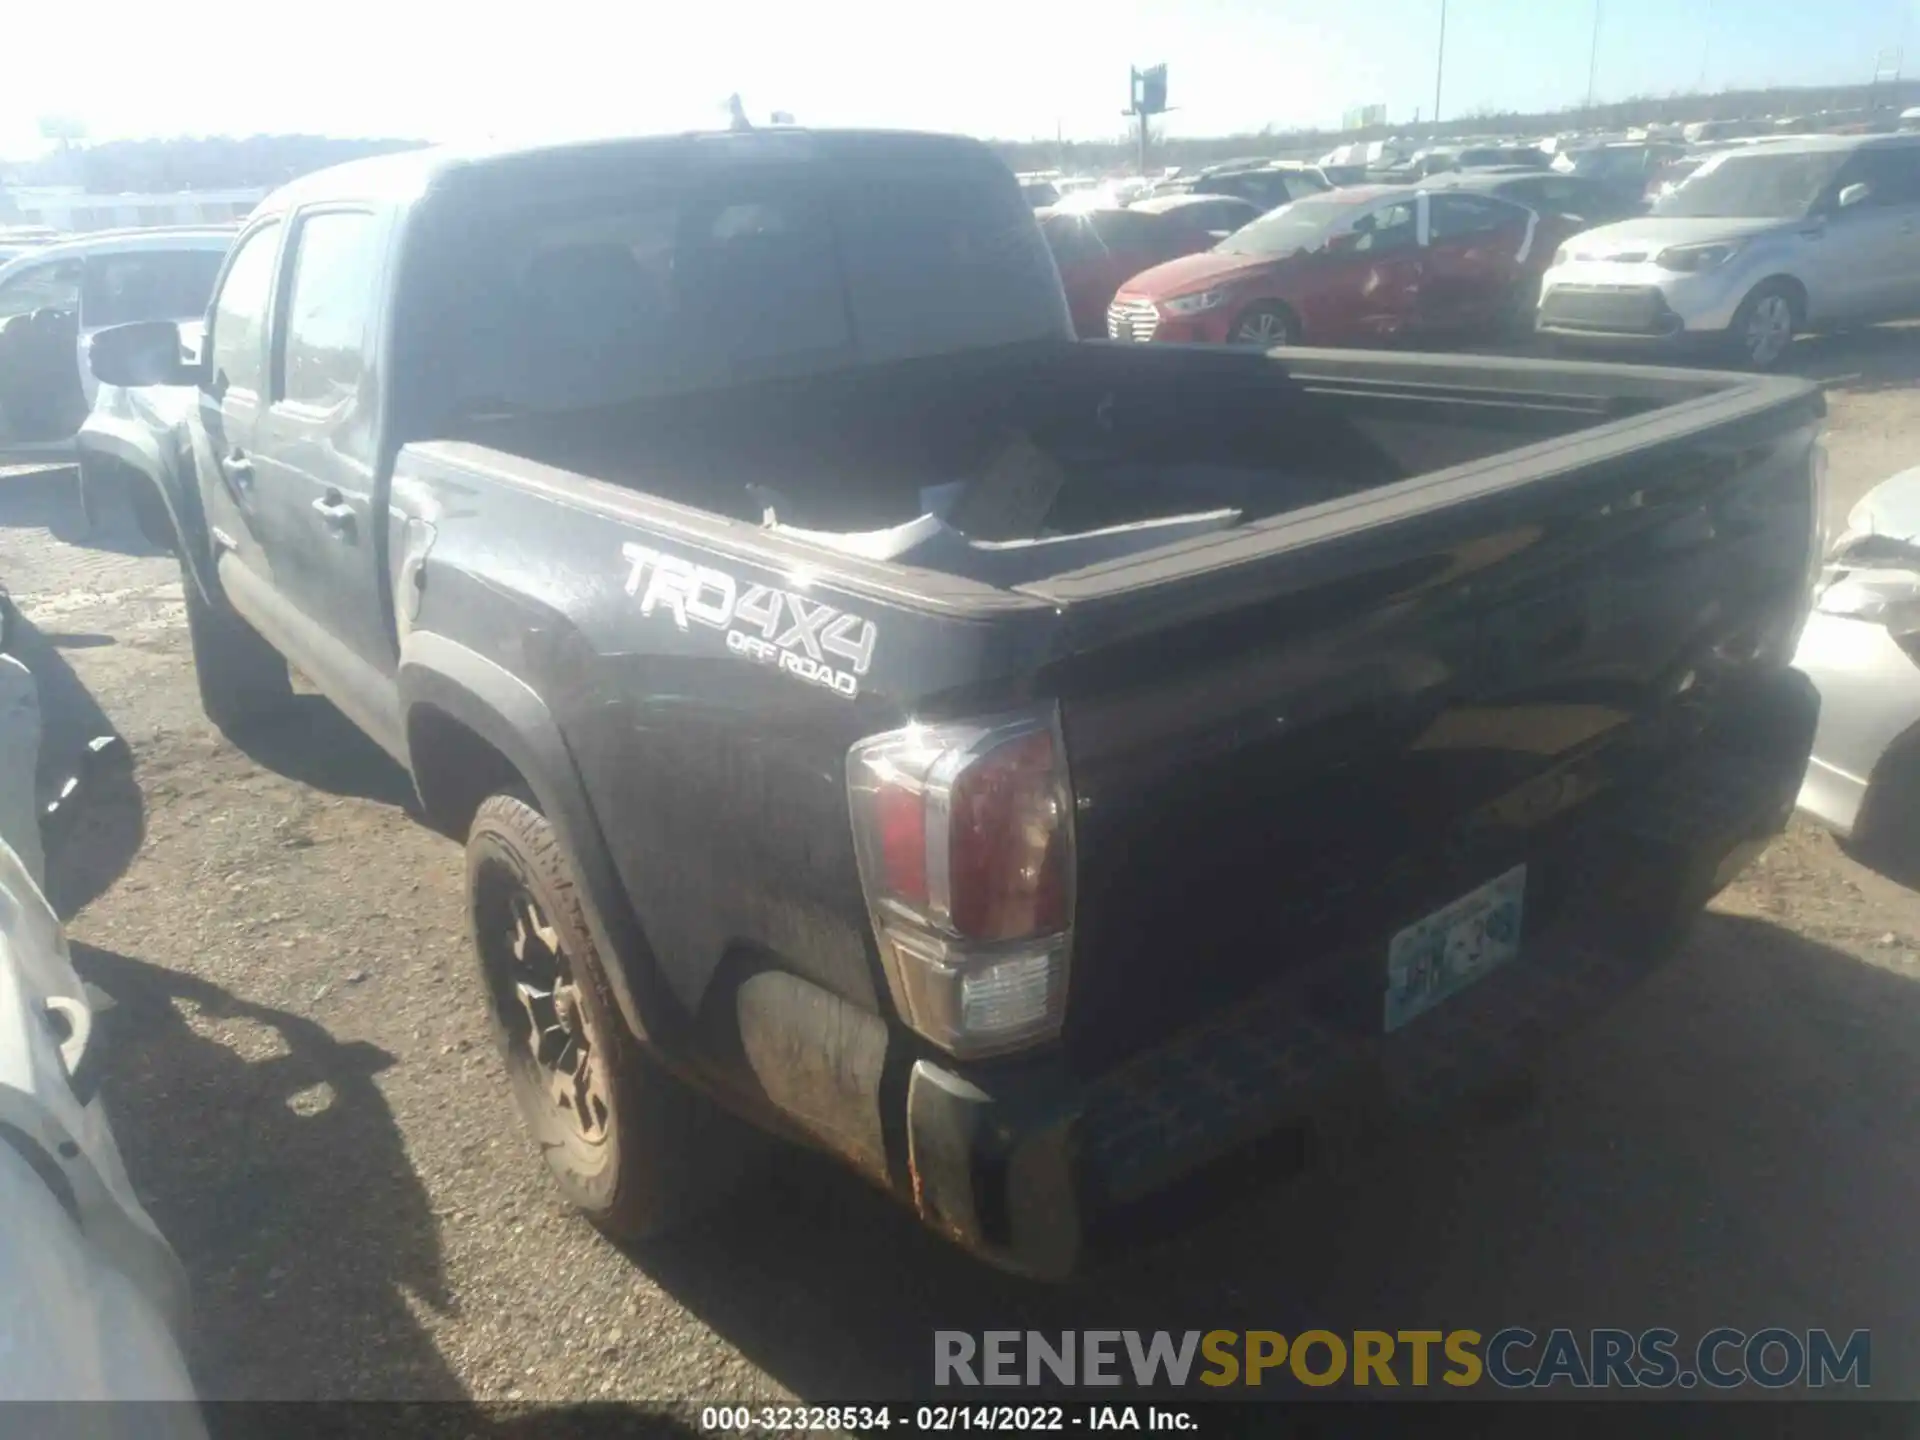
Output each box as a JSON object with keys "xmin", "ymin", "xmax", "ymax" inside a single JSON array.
[
  {"xmin": 230, "ymin": 693, "xmax": 421, "ymax": 812},
  {"xmin": 72, "ymin": 942, "xmax": 464, "ymax": 1401},
  {"xmin": 1792, "ymin": 322, "xmax": 1920, "ymax": 396},
  {"xmin": 0, "ymin": 462, "xmax": 166, "ymax": 557},
  {"xmin": 623, "ymin": 912, "xmax": 1920, "ymax": 1400}
]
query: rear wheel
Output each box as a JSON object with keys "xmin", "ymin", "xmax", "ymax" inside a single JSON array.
[
  {"xmin": 466, "ymin": 792, "xmax": 751, "ymax": 1240},
  {"xmin": 1726, "ymin": 281, "xmax": 1799, "ymax": 371},
  {"xmin": 1231, "ymin": 304, "xmax": 1297, "ymax": 348},
  {"xmin": 179, "ymin": 554, "xmax": 293, "ymax": 737}
]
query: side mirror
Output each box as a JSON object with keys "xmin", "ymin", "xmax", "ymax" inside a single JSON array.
[
  {"xmin": 1837, "ymin": 182, "xmax": 1873, "ymax": 210},
  {"xmin": 1326, "ymin": 232, "xmax": 1362, "ymax": 255},
  {"xmin": 87, "ymin": 321, "xmax": 202, "ymax": 388}
]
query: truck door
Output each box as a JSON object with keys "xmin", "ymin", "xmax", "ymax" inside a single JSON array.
[
  {"xmin": 194, "ymin": 218, "xmax": 285, "ymax": 599},
  {"xmin": 0, "ymin": 256, "xmax": 85, "ymax": 466},
  {"xmin": 245, "ymin": 205, "xmax": 401, "ymax": 752}
]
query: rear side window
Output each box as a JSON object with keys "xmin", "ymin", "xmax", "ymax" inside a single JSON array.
[
  {"xmin": 1040, "ymin": 213, "xmax": 1101, "ymax": 262},
  {"xmin": 1087, "ymin": 210, "xmax": 1171, "ymax": 250},
  {"xmin": 280, "ymin": 211, "xmax": 385, "ymax": 409},
  {"xmin": 1851, "ymin": 147, "xmax": 1920, "ymax": 206},
  {"xmin": 1352, "ymin": 201, "xmax": 1418, "ymax": 253},
  {"xmin": 1184, "ymin": 199, "xmax": 1255, "ymax": 232},
  {"xmin": 1428, "ymin": 194, "xmax": 1519, "ymax": 241},
  {"xmin": 1503, "ymin": 176, "xmax": 1587, "ymax": 212},
  {"xmin": 81, "ymin": 249, "xmax": 225, "ymax": 329},
  {"xmin": 208, "ymin": 222, "xmax": 281, "ymax": 397}
]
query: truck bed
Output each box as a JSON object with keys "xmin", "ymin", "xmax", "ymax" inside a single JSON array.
[
  {"xmin": 409, "ymin": 344, "xmax": 1822, "ymax": 1076},
  {"xmin": 444, "ymin": 343, "xmax": 1722, "ymax": 588}
]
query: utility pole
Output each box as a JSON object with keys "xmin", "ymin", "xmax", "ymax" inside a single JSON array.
[
  {"xmin": 1586, "ymin": 0, "xmax": 1603, "ymax": 113},
  {"xmin": 1433, "ymin": 0, "xmax": 1448, "ymax": 130}
]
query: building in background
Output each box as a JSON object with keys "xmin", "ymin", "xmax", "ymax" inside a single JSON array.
[
  {"xmin": 4, "ymin": 185, "xmax": 263, "ymax": 233},
  {"xmin": 1343, "ymin": 104, "xmax": 1388, "ymax": 131}
]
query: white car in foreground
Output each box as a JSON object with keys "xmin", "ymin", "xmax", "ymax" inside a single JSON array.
[{"xmin": 0, "ymin": 644, "xmax": 202, "ymax": 1423}]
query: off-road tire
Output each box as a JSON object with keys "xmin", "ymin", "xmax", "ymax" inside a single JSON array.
[
  {"xmin": 466, "ymin": 791, "xmax": 749, "ymax": 1240},
  {"xmin": 180, "ymin": 554, "xmax": 293, "ymax": 736}
]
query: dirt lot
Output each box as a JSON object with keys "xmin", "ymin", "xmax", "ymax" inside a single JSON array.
[{"xmin": 4, "ymin": 326, "xmax": 1919, "ymax": 1404}]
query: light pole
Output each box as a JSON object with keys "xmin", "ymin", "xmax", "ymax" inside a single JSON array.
[
  {"xmin": 1699, "ymin": 0, "xmax": 1714, "ymax": 91},
  {"xmin": 1433, "ymin": 0, "xmax": 1448, "ymax": 130},
  {"xmin": 1586, "ymin": 0, "xmax": 1603, "ymax": 113}
]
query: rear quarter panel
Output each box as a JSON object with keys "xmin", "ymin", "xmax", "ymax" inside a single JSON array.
[{"xmin": 391, "ymin": 444, "xmax": 1060, "ymax": 1025}]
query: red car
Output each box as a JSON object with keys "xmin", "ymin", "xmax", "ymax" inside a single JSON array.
[
  {"xmin": 1036, "ymin": 206, "xmax": 1218, "ymax": 338},
  {"xmin": 1106, "ymin": 185, "xmax": 1545, "ymax": 348}
]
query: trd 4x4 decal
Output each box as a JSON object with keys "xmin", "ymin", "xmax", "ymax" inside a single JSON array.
[{"xmin": 620, "ymin": 543, "xmax": 878, "ymax": 698}]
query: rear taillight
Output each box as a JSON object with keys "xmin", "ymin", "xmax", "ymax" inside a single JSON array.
[{"xmin": 847, "ymin": 708, "xmax": 1074, "ymax": 1058}]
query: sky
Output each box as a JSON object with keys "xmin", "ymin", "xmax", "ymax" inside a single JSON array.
[{"xmin": 4, "ymin": 0, "xmax": 1916, "ymax": 160}]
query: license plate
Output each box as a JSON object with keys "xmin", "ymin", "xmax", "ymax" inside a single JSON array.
[{"xmin": 1384, "ymin": 865, "xmax": 1527, "ymax": 1033}]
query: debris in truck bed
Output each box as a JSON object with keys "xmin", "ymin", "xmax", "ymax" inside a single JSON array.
[
  {"xmin": 773, "ymin": 507, "xmax": 1244, "ymax": 584},
  {"xmin": 946, "ymin": 433, "xmax": 1071, "ymax": 542}
]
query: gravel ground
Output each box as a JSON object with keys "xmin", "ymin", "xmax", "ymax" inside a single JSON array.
[{"xmin": 3, "ymin": 323, "xmax": 1918, "ymax": 1405}]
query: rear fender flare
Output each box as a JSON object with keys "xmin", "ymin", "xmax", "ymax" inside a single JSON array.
[{"xmin": 397, "ymin": 631, "xmax": 680, "ymax": 1048}]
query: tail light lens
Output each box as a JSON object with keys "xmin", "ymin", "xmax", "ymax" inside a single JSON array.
[{"xmin": 847, "ymin": 708, "xmax": 1074, "ymax": 1058}]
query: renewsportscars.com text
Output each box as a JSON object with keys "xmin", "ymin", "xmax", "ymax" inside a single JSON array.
[{"xmin": 933, "ymin": 1328, "xmax": 1871, "ymax": 1391}]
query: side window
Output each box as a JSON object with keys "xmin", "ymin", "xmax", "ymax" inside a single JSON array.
[
  {"xmin": 1854, "ymin": 149, "xmax": 1920, "ymax": 207},
  {"xmin": 280, "ymin": 212, "xmax": 384, "ymax": 410},
  {"xmin": 1089, "ymin": 210, "xmax": 1170, "ymax": 251},
  {"xmin": 1193, "ymin": 201, "xmax": 1240, "ymax": 232},
  {"xmin": 1427, "ymin": 194, "xmax": 1516, "ymax": 243},
  {"xmin": 1041, "ymin": 214, "xmax": 1100, "ymax": 263},
  {"xmin": 209, "ymin": 222, "xmax": 282, "ymax": 397},
  {"xmin": 1549, "ymin": 179, "xmax": 1594, "ymax": 211},
  {"xmin": 81, "ymin": 249, "xmax": 226, "ymax": 329},
  {"xmin": 1353, "ymin": 201, "xmax": 1418, "ymax": 253},
  {"xmin": 0, "ymin": 261, "xmax": 82, "ymax": 321}
]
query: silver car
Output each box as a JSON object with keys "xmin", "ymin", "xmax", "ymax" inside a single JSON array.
[
  {"xmin": 0, "ymin": 227, "xmax": 234, "ymax": 469},
  {"xmin": 1537, "ymin": 134, "xmax": 1920, "ymax": 368},
  {"xmin": 1795, "ymin": 465, "xmax": 1920, "ymax": 860}
]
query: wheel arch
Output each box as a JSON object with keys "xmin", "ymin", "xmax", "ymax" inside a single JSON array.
[
  {"xmin": 1229, "ymin": 296, "xmax": 1304, "ymax": 344},
  {"xmin": 399, "ymin": 631, "xmax": 687, "ymax": 1049},
  {"xmin": 1850, "ymin": 710, "xmax": 1920, "ymax": 875},
  {"xmin": 1748, "ymin": 273, "xmax": 1809, "ymax": 325},
  {"xmin": 76, "ymin": 417, "xmax": 217, "ymax": 601}
]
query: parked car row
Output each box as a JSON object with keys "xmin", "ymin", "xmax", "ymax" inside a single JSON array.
[{"xmin": 1051, "ymin": 132, "xmax": 1919, "ymax": 373}]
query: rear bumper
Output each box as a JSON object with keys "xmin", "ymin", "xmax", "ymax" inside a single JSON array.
[
  {"xmin": 901, "ymin": 670, "xmax": 1817, "ymax": 1279},
  {"xmin": 1792, "ymin": 609, "xmax": 1920, "ymax": 840}
]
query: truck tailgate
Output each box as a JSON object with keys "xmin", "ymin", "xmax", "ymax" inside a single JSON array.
[{"xmin": 1040, "ymin": 369, "xmax": 1824, "ymax": 1071}]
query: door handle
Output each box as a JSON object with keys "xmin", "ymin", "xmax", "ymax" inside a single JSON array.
[{"xmin": 312, "ymin": 492, "xmax": 356, "ymax": 536}]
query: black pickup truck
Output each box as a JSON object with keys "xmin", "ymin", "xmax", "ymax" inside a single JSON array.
[{"xmin": 84, "ymin": 129, "xmax": 1826, "ymax": 1279}]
